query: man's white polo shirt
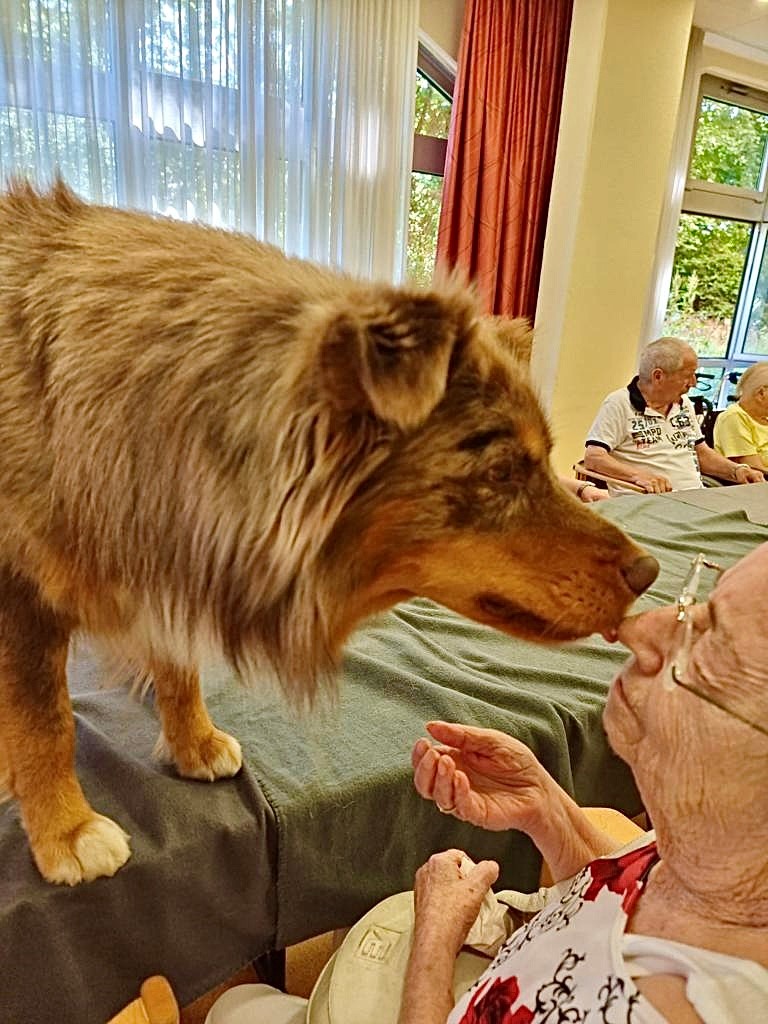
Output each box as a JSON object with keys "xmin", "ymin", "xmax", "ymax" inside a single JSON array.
[{"xmin": 586, "ymin": 377, "xmax": 704, "ymax": 494}]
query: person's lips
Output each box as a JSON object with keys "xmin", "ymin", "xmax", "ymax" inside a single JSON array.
[{"xmin": 610, "ymin": 674, "xmax": 642, "ymax": 722}]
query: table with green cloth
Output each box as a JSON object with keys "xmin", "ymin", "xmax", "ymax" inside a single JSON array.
[{"xmin": 1, "ymin": 484, "xmax": 766, "ymax": 1023}]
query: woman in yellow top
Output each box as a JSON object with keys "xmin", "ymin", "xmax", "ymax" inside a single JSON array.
[{"xmin": 713, "ymin": 361, "xmax": 768, "ymax": 472}]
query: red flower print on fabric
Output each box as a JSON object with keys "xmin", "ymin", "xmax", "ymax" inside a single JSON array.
[
  {"xmin": 461, "ymin": 974, "xmax": 534, "ymax": 1023},
  {"xmin": 583, "ymin": 841, "xmax": 659, "ymax": 914}
]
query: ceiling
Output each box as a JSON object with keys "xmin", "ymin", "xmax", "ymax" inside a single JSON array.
[{"xmin": 694, "ymin": 0, "xmax": 768, "ymax": 57}]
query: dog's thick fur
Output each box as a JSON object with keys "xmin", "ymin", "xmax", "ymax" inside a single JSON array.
[{"xmin": 0, "ymin": 182, "xmax": 656, "ymax": 884}]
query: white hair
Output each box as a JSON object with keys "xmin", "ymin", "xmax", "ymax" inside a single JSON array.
[
  {"xmin": 736, "ymin": 361, "xmax": 768, "ymax": 399},
  {"xmin": 637, "ymin": 337, "xmax": 695, "ymax": 383}
]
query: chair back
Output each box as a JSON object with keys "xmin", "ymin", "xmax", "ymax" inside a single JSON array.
[
  {"xmin": 690, "ymin": 394, "xmax": 712, "ymax": 419},
  {"xmin": 572, "ymin": 462, "xmax": 644, "ymax": 492},
  {"xmin": 699, "ymin": 408, "xmax": 723, "ymax": 448}
]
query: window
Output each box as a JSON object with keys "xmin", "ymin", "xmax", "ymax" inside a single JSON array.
[
  {"xmin": 0, "ymin": 0, "xmax": 240, "ymax": 222},
  {"xmin": 0, "ymin": 1, "xmax": 420, "ymax": 277},
  {"xmin": 407, "ymin": 44, "xmax": 453, "ymax": 287},
  {"xmin": 663, "ymin": 74, "xmax": 768, "ymax": 406},
  {"xmin": 135, "ymin": 0, "xmax": 241, "ymax": 224}
]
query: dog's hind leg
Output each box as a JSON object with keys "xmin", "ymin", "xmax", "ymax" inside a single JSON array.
[
  {"xmin": 0, "ymin": 567, "xmax": 131, "ymax": 884},
  {"xmin": 150, "ymin": 662, "xmax": 242, "ymax": 781}
]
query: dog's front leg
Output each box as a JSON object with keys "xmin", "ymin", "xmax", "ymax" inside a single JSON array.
[
  {"xmin": 0, "ymin": 568, "xmax": 131, "ymax": 884},
  {"xmin": 150, "ymin": 663, "xmax": 242, "ymax": 780}
]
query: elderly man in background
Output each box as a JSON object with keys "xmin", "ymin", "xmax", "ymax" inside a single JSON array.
[
  {"xmin": 583, "ymin": 337, "xmax": 764, "ymax": 494},
  {"xmin": 714, "ymin": 361, "xmax": 768, "ymax": 473}
]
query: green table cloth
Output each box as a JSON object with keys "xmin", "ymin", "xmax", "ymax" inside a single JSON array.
[{"xmin": 2, "ymin": 484, "xmax": 765, "ymax": 1023}]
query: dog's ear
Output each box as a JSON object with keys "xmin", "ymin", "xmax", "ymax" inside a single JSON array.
[
  {"xmin": 317, "ymin": 289, "xmax": 476, "ymax": 430},
  {"xmin": 485, "ymin": 315, "xmax": 534, "ymax": 367}
]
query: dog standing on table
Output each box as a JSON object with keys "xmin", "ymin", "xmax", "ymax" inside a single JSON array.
[{"xmin": 0, "ymin": 182, "xmax": 658, "ymax": 885}]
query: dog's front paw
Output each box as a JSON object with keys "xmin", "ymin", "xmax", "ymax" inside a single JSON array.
[
  {"xmin": 157, "ymin": 727, "xmax": 243, "ymax": 781},
  {"xmin": 34, "ymin": 814, "xmax": 132, "ymax": 885}
]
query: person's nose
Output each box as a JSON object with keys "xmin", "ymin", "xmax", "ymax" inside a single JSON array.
[{"xmin": 617, "ymin": 607, "xmax": 678, "ymax": 675}]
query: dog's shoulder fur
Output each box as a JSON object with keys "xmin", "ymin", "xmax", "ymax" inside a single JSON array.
[{"xmin": 0, "ymin": 182, "xmax": 508, "ymax": 694}]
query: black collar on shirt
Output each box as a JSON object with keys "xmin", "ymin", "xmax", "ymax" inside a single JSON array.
[
  {"xmin": 627, "ymin": 376, "xmax": 684, "ymax": 416},
  {"xmin": 627, "ymin": 376, "xmax": 647, "ymax": 412}
]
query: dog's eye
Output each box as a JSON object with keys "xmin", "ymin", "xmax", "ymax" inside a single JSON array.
[
  {"xmin": 486, "ymin": 459, "xmax": 515, "ymax": 484},
  {"xmin": 458, "ymin": 428, "xmax": 513, "ymax": 452}
]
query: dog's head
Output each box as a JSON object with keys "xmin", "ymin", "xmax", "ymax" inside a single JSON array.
[{"xmin": 294, "ymin": 280, "xmax": 657, "ymax": 652}]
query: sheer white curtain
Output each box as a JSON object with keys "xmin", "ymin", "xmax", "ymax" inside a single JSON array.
[{"xmin": 0, "ymin": 0, "xmax": 418, "ymax": 280}]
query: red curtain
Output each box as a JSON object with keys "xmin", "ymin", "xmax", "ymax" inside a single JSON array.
[{"xmin": 436, "ymin": 0, "xmax": 574, "ymax": 320}]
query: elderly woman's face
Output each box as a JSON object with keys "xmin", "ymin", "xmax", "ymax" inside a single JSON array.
[{"xmin": 604, "ymin": 544, "xmax": 768, "ymax": 833}]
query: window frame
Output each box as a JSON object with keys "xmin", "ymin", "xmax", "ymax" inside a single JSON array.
[
  {"xmin": 405, "ymin": 39, "xmax": 455, "ymax": 286},
  {"xmin": 411, "ymin": 41, "xmax": 453, "ymax": 177},
  {"xmin": 684, "ymin": 73, "xmax": 768, "ymax": 213},
  {"xmin": 675, "ymin": 72, "xmax": 768, "ymax": 403}
]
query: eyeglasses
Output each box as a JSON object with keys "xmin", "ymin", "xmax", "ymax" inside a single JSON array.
[{"xmin": 666, "ymin": 553, "xmax": 768, "ymax": 738}]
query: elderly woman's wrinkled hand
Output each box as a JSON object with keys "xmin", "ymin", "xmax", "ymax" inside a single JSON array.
[
  {"xmin": 412, "ymin": 849, "xmax": 499, "ymax": 959},
  {"xmin": 411, "ymin": 721, "xmax": 555, "ymax": 833}
]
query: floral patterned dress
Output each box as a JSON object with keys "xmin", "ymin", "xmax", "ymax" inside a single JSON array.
[{"xmin": 447, "ymin": 838, "xmax": 768, "ymax": 1024}]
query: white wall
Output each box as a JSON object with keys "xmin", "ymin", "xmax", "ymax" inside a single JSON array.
[
  {"xmin": 419, "ymin": 0, "xmax": 464, "ymax": 61},
  {"xmin": 701, "ymin": 39, "xmax": 768, "ymax": 91},
  {"xmin": 532, "ymin": 0, "xmax": 696, "ymax": 476}
]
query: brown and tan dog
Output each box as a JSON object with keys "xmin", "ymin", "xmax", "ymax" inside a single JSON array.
[{"xmin": 0, "ymin": 182, "xmax": 657, "ymax": 885}]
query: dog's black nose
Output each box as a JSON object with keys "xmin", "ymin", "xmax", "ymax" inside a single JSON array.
[{"xmin": 622, "ymin": 554, "xmax": 659, "ymax": 595}]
